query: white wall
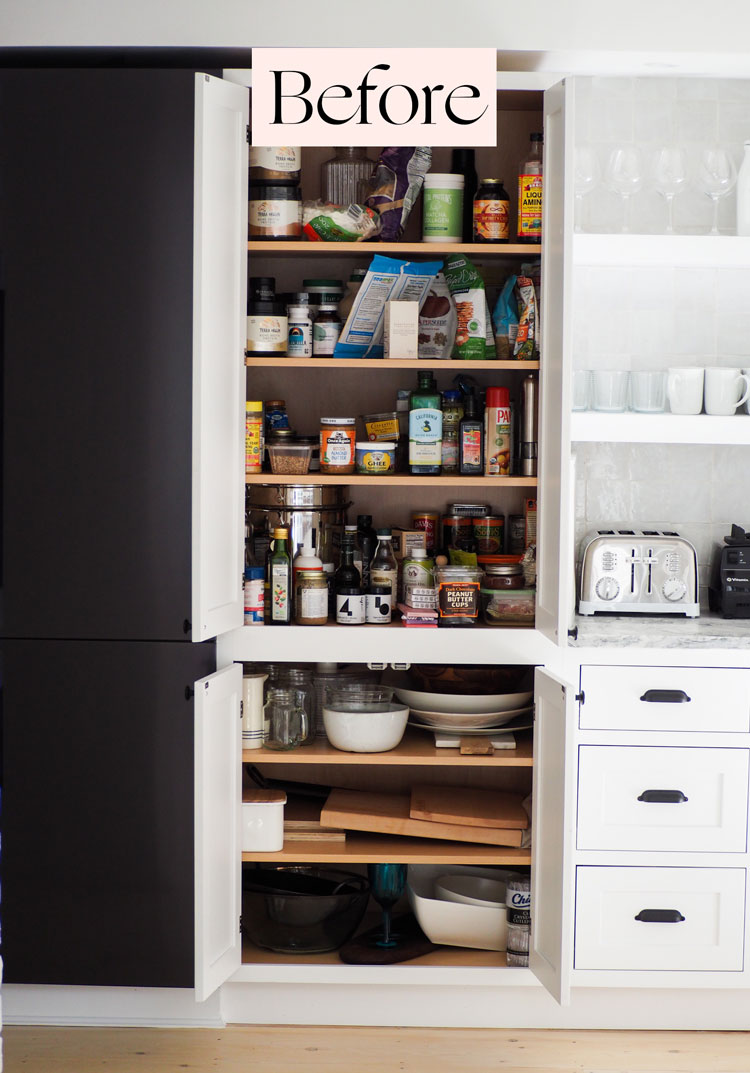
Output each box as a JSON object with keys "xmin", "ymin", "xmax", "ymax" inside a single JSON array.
[{"xmin": 2, "ymin": 0, "xmax": 750, "ymax": 56}]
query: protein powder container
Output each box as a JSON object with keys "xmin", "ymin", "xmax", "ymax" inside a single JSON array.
[
  {"xmin": 248, "ymin": 276, "xmax": 276, "ymax": 301},
  {"xmin": 249, "ymin": 145, "xmax": 301, "ymax": 184},
  {"xmin": 246, "ymin": 300, "xmax": 288, "ymax": 356},
  {"xmin": 248, "ymin": 183, "xmax": 302, "ymax": 240}
]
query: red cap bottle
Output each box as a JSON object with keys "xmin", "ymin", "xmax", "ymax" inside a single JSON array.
[
  {"xmin": 485, "ymin": 386, "xmax": 510, "ymax": 409},
  {"xmin": 484, "ymin": 386, "xmax": 511, "ymax": 476}
]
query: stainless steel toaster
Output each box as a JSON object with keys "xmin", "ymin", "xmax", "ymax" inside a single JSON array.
[{"xmin": 579, "ymin": 528, "xmax": 700, "ymax": 616}]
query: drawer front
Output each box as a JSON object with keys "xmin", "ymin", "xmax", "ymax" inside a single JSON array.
[
  {"xmin": 577, "ymin": 746, "xmax": 749, "ymax": 852},
  {"xmin": 575, "ymin": 866, "xmax": 746, "ymax": 971},
  {"xmin": 579, "ymin": 665, "xmax": 750, "ymax": 733}
]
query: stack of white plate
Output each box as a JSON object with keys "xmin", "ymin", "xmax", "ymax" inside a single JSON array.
[{"xmin": 393, "ymin": 686, "xmax": 533, "ymax": 734}]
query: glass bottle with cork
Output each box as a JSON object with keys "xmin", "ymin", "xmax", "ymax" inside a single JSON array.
[{"xmin": 409, "ymin": 370, "xmax": 443, "ymax": 476}]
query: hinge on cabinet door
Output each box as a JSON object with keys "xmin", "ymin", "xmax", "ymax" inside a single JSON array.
[
  {"xmin": 575, "ymin": 691, "xmax": 585, "ymax": 704},
  {"xmin": 240, "ymin": 699, "xmax": 244, "ymax": 718},
  {"xmin": 568, "ymin": 626, "xmax": 579, "ymax": 640},
  {"xmin": 367, "ymin": 661, "xmax": 411, "ymax": 671},
  {"xmin": 239, "ymin": 914, "xmax": 243, "ymax": 934},
  {"xmin": 246, "ymin": 124, "xmax": 251, "ymax": 144}
]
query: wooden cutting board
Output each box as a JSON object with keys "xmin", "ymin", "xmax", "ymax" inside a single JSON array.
[
  {"xmin": 320, "ymin": 789, "xmax": 523, "ymax": 847},
  {"xmin": 410, "ymin": 784, "xmax": 529, "ymax": 831}
]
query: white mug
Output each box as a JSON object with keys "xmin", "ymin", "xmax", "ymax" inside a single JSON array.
[
  {"xmin": 744, "ymin": 369, "xmax": 750, "ymax": 414},
  {"xmin": 704, "ymin": 367, "xmax": 750, "ymax": 416},
  {"xmin": 667, "ymin": 367, "xmax": 704, "ymax": 415},
  {"xmin": 242, "ymin": 672, "xmax": 268, "ymax": 747}
]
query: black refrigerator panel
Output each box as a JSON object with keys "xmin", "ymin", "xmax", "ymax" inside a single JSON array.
[
  {"xmin": 0, "ymin": 69, "xmax": 198, "ymax": 640},
  {"xmin": 2, "ymin": 637, "xmax": 215, "ymax": 986}
]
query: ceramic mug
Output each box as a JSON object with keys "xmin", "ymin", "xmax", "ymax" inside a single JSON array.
[
  {"xmin": 704, "ymin": 367, "xmax": 750, "ymax": 416},
  {"xmin": 667, "ymin": 367, "xmax": 704, "ymax": 415},
  {"xmin": 744, "ymin": 369, "xmax": 750, "ymax": 414}
]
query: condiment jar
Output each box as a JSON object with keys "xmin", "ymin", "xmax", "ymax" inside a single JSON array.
[
  {"xmin": 248, "ymin": 183, "xmax": 302, "ymax": 240},
  {"xmin": 319, "ymin": 417, "xmax": 356, "ymax": 474},
  {"xmin": 312, "ymin": 303, "xmax": 342, "ymax": 356},
  {"xmin": 473, "ymin": 178, "xmax": 510, "ymax": 243},
  {"xmin": 294, "ymin": 569, "xmax": 329, "ymax": 626},
  {"xmin": 482, "ymin": 560, "xmax": 524, "ymax": 589},
  {"xmin": 435, "ymin": 565, "xmax": 482, "ymax": 627},
  {"xmin": 265, "ymin": 400, "xmax": 290, "ymax": 432}
]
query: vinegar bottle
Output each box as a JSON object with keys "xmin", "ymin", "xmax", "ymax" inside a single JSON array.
[{"xmin": 737, "ymin": 140, "xmax": 750, "ymax": 236}]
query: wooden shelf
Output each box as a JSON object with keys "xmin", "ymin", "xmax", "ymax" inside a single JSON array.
[
  {"xmin": 246, "ymin": 473, "xmax": 537, "ymax": 487},
  {"xmin": 242, "ymin": 832, "xmax": 531, "ymax": 866},
  {"xmin": 244, "ymin": 729, "xmax": 533, "ymax": 767},
  {"xmin": 246, "ymin": 356, "xmax": 539, "ymax": 371},
  {"xmin": 248, "ymin": 241, "xmax": 541, "ymax": 257},
  {"xmin": 241, "ymin": 931, "xmax": 511, "ymax": 969}
]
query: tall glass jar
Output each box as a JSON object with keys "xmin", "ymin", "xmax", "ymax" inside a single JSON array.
[
  {"xmin": 321, "ymin": 147, "xmax": 376, "ymax": 207},
  {"xmin": 275, "ymin": 666, "xmax": 317, "ymax": 744}
]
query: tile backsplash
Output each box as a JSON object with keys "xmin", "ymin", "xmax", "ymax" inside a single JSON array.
[{"xmin": 573, "ymin": 441, "xmax": 750, "ymax": 605}]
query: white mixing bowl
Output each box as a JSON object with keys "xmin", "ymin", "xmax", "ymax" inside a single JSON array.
[{"xmin": 322, "ymin": 703, "xmax": 409, "ymax": 753}]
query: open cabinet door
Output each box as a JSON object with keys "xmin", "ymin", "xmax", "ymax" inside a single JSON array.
[
  {"xmin": 195, "ymin": 662, "xmax": 243, "ymax": 1001},
  {"xmin": 192, "ymin": 73, "xmax": 248, "ymax": 641},
  {"xmin": 530, "ymin": 667, "xmax": 577, "ymax": 1005},
  {"xmin": 535, "ymin": 79, "xmax": 576, "ymax": 645}
]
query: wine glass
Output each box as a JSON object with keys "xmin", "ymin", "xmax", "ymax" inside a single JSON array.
[
  {"xmin": 367, "ymin": 863, "xmax": 407, "ymax": 948},
  {"xmin": 574, "ymin": 146, "xmax": 601, "ymax": 232},
  {"xmin": 651, "ymin": 146, "xmax": 689, "ymax": 234},
  {"xmin": 695, "ymin": 146, "xmax": 737, "ymax": 235},
  {"xmin": 605, "ymin": 146, "xmax": 644, "ymax": 233}
]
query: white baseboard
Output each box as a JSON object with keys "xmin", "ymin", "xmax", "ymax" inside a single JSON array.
[{"xmin": 3, "ymin": 985, "xmax": 223, "ymax": 1028}]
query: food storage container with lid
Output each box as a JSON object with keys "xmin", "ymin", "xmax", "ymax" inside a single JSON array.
[
  {"xmin": 267, "ymin": 442, "xmax": 313, "ymax": 475},
  {"xmin": 480, "ymin": 587, "xmax": 535, "ymax": 626}
]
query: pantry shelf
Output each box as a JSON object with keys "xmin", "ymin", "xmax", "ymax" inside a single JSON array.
[
  {"xmin": 246, "ymin": 356, "xmax": 540, "ymax": 371},
  {"xmin": 244, "ymin": 729, "xmax": 533, "ymax": 767},
  {"xmin": 245, "ymin": 474, "xmax": 538, "ymax": 487},
  {"xmin": 242, "ymin": 832, "xmax": 532, "ymax": 866},
  {"xmin": 248, "ymin": 241, "xmax": 542, "ymax": 257}
]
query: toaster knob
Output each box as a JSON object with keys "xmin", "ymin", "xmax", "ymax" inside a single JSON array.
[
  {"xmin": 595, "ymin": 576, "xmax": 620, "ymax": 601},
  {"xmin": 663, "ymin": 577, "xmax": 687, "ymax": 601}
]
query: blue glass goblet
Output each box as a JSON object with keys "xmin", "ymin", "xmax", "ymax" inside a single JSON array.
[{"xmin": 367, "ymin": 863, "xmax": 407, "ymax": 948}]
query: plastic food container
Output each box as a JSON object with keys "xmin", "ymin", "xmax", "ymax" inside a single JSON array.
[
  {"xmin": 267, "ymin": 442, "xmax": 312, "ymax": 475},
  {"xmin": 355, "ymin": 441, "xmax": 396, "ymax": 476},
  {"xmin": 363, "ymin": 411, "xmax": 400, "ymax": 441},
  {"xmin": 436, "ymin": 565, "xmax": 482, "ymax": 626},
  {"xmin": 241, "ymin": 790, "xmax": 286, "ymax": 852},
  {"xmin": 480, "ymin": 587, "xmax": 536, "ymax": 626}
]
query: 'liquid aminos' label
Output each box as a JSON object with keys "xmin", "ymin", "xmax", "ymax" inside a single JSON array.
[{"xmin": 517, "ymin": 174, "xmax": 542, "ymax": 239}]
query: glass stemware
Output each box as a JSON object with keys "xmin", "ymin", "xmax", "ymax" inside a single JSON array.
[
  {"xmin": 367, "ymin": 863, "xmax": 407, "ymax": 948},
  {"xmin": 651, "ymin": 146, "xmax": 689, "ymax": 234},
  {"xmin": 605, "ymin": 146, "xmax": 644, "ymax": 233},
  {"xmin": 695, "ymin": 147, "xmax": 737, "ymax": 235},
  {"xmin": 574, "ymin": 146, "xmax": 601, "ymax": 232}
]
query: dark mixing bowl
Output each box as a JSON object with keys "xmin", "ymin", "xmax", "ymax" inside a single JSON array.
[{"xmin": 241, "ymin": 865, "xmax": 370, "ymax": 954}]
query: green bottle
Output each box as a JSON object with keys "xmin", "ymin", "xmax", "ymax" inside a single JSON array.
[
  {"xmin": 409, "ymin": 370, "xmax": 443, "ymax": 475},
  {"xmin": 269, "ymin": 526, "xmax": 291, "ymax": 625}
]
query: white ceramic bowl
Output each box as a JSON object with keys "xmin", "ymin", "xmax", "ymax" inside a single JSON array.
[
  {"xmin": 407, "ymin": 865, "xmax": 513, "ymax": 951},
  {"xmin": 393, "ymin": 687, "xmax": 533, "ymax": 716},
  {"xmin": 407, "ymin": 705, "xmax": 532, "ymax": 730},
  {"xmin": 322, "ymin": 703, "xmax": 409, "ymax": 753},
  {"xmin": 434, "ymin": 874, "xmax": 507, "ymax": 908}
]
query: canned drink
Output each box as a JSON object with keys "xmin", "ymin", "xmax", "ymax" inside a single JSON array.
[
  {"xmin": 508, "ymin": 514, "xmax": 526, "ymax": 555},
  {"xmin": 412, "ymin": 512, "xmax": 439, "ymax": 555},
  {"xmin": 441, "ymin": 514, "xmax": 473, "ymax": 551},
  {"xmin": 473, "ymin": 515, "xmax": 505, "ymax": 554}
]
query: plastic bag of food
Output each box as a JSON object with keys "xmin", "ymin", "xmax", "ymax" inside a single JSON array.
[
  {"xmin": 521, "ymin": 260, "xmax": 542, "ymax": 359},
  {"xmin": 443, "ymin": 254, "xmax": 488, "ymax": 361},
  {"xmin": 364, "ymin": 147, "xmax": 432, "ymax": 241},
  {"xmin": 492, "ymin": 274, "xmax": 519, "ymax": 360},
  {"xmin": 514, "ymin": 275, "xmax": 537, "ymax": 360},
  {"xmin": 417, "ymin": 272, "xmax": 457, "ymax": 360},
  {"xmin": 334, "ymin": 254, "xmax": 443, "ymax": 359},
  {"xmin": 302, "ymin": 200, "xmax": 381, "ymax": 242}
]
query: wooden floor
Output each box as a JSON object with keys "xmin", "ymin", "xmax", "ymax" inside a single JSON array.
[{"xmin": 5, "ymin": 1026, "xmax": 750, "ymax": 1073}]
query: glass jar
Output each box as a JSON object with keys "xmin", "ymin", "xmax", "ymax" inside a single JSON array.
[
  {"xmin": 294, "ymin": 569, "xmax": 329, "ymax": 626},
  {"xmin": 319, "ymin": 417, "xmax": 356, "ymax": 474},
  {"xmin": 435, "ymin": 565, "xmax": 482, "ymax": 627},
  {"xmin": 482, "ymin": 561, "xmax": 524, "ymax": 589},
  {"xmin": 321, "ymin": 147, "xmax": 376, "ymax": 207},
  {"xmin": 275, "ymin": 667, "xmax": 317, "ymax": 743},
  {"xmin": 473, "ymin": 178, "xmax": 510, "ymax": 243},
  {"xmin": 262, "ymin": 687, "xmax": 308, "ymax": 750},
  {"xmin": 312, "ymin": 303, "xmax": 342, "ymax": 357}
]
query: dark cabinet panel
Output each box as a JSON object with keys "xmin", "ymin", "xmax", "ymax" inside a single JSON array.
[
  {"xmin": 0, "ymin": 70, "xmax": 198, "ymax": 639},
  {"xmin": 2, "ymin": 637, "xmax": 215, "ymax": 987}
]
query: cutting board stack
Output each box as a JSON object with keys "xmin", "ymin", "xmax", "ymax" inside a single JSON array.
[
  {"xmin": 284, "ymin": 796, "xmax": 346, "ymax": 844},
  {"xmin": 320, "ymin": 784, "xmax": 529, "ymax": 847}
]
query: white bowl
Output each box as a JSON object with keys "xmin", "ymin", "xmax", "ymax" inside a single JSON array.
[
  {"xmin": 407, "ymin": 865, "xmax": 514, "ymax": 951},
  {"xmin": 322, "ymin": 703, "xmax": 409, "ymax": 753},
  {"xmin": 393, "ymin": 687, "xmax": 533, "ymax": 715},
  {"xmin": 434, "ymin": 874, "xmax": 507, "ymax": 908},
  {"xmin": 407, "ymin": 705, "xmax": 532, "ymax": 730}
]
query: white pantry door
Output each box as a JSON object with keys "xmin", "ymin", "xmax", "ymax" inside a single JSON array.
[
  {"xmin": 530, "ymin": 667, "xmax": 577, "ymax": 1005},
  {"xmin": 192, "ymin": 73, "xmax": 248, "ymax": 641},
  {"xmin": 194, "ymin": 662, "xmax": 243, "ymax": 1001},
  {"xmin": 535, "ymin": 79, "xmax": 576, "ymax": 645}
]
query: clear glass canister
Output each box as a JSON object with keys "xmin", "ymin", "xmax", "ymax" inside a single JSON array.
[
  {"xmin": 321, "ymin": 147, "xmax": 376, "ymax": 207},
  {"xmin": 436, "ymin": 565, "xmax": 482, "ymax": 627}
]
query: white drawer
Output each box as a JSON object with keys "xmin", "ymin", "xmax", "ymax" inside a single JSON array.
[
  {"xmin": 575, "ymin": 866, "xmax": 746, "ymax": 971},
  {"xmin": 577, "ymin": 746, "xmax": 749, "ymax": 852},
  {"xmin": 579, "ymin": 665, "xmax": 750, "ymax": 733}
]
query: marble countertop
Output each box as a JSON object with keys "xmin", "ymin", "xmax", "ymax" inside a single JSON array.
[{"xmin": 571, "ymin": 612, "xmax": 750, "ymax": 649}]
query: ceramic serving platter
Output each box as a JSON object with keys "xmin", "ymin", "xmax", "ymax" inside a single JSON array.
[{"xmin": 408, "ymin": 705, "xmax": 533, "ymax": 730}]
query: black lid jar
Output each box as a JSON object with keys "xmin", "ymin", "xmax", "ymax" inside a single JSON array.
[
  {"xmin": 248, "ymin": 183, "xmax": 302, "ymax": 241},
  {"xmin": 246, "ymin": 299, "xmax": 288, "ymax": 356}
]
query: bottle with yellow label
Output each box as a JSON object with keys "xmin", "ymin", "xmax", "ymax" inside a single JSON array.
[
  {"xmin": 245, "ymin": 401, "xmax": 264, "ymax": 474},
  {"xmin": 517, "ymin": 133, "xmax": 543, "ymax": 243}
]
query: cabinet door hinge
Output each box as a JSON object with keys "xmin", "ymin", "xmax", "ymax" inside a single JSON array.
[
  {"xmin": 246, "ymin": 124, "xmax": 251, "ymax": 145},
  {"xmin": 575, "ymin": 690, "xmax": 585, "ymax": 704},
  {"xmin": 568, "ymin": 626, "xmax": 579, "ymax": 640}
]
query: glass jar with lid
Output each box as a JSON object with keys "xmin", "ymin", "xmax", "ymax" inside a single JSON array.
[
  {"xmin": 435, "ymin": 565, "xmax": 482, "ymax": 627},
  {"xmin": 473, "ymin": 178, "xmax": 510, "ymax": 243},
  {"xmin": 294, "ymin": 569, "xmax": 329, "ymax": 627},
  {"xmin": 319, "ymin": 417, "xmax": 356, "ymax": 474},
  {"xmin": 479, "ymin": 556, "xmax": 524, "ymax": 589}
]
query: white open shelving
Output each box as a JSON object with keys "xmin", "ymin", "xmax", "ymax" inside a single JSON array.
[
  {"xmin": 570, "ymin": 412, "xmax": 750, "ymax": 445},
  {"xmin": 572, "ymin": 233, "xmax": 750, "ymax": 268}
]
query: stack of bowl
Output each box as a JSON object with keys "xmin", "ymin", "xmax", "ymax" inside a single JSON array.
[{"xmin": 322, "ymin": 684, "xmax": 409, "ymax": 753}]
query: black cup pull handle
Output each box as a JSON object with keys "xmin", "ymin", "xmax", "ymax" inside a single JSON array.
[
  {"xmin": 639, "ymin": 689, "xmax": 691, "ymax": 703},
  {"xmin": 635, "ymin": 909, "xmax": 686, "ymax": 923},
  {"xmin": 637, "ymin": 789, "xmax": 689, "ymax": 803}
]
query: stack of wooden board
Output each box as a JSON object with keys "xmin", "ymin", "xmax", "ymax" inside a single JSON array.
[
  {"xmin": 320, "ymin": 784, "xmax": 528, "ymax": 847},
  {"xmin": 284, "ymin": 796, "xmax": 346, "ymax": 844}
]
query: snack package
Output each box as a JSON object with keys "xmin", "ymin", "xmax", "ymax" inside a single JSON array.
[
  {"xmin": 417, "ymin": 272, "xmax": 457, "ymax": 360},
  {"xmin": 302, "ymin": 201, "xmax": 381, "ymax": 242},
  {"xmin": 333, "ymin": 254, "xmax": 443, "ymax": 359},
  {"xmin": 514, "ymin": 275, "xmax": 537, "ymax": 360},
  {"xmin": 522, "ymin": 260, "xmax": 542, "ymax": 358},
  {"xmin": 492, "ymin": 274, "xmax": 519, "ymax": 360},
  {"xmin": 365, "ymin": 147, "xmax": 432, "ymax": 241},
  {"xmin": 443, "ymin": 254, "xmax": 489, "ymax": 361}
]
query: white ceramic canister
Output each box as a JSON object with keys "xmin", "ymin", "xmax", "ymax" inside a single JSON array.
[
  {"xmin": 242, "ymin": 672, "xmax": 268, "ymax": 747},
  {"xmin": 241, "ymin": 789, "xmax": 286, "ymax": 852}
]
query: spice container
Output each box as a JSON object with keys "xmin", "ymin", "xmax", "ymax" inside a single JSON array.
[
  {"xmin": 265, "ymin": 400, "xmax": 290, "ymax": 432},
  {"xmin": 474, "ymin": 515, "xmax": 505, "ymax": 554},
  {"xmin": 355, "ymin": 441, "xmax": 396, "ymax": 476},
  {"xmin": 363, "ymin": 411, "xmax": 400, "ymax": 442},
  {"xmin": 245, "ymin": 401, "xmax": 264, "ymax": 474},
  {"xmin": 436, "ymin": 565, "xmax": 481, "ymax": 626},
  {"xmin": 294, "ymin": 569, "xmax": 329, "ymax": 625},
  {"xmin": 336, "ymin": 588, "xmax": 366, "ymax": 625},
  {"xmin": 312, "ymin": 303, "xmax": 342, "ymax": 356},
  {"xmin": 248, "ymin": 183, "xmax": 302, "ymax": 240},
  {"xmin": 480, "ymin": 587, "xmax": 535, "ymax": 626},
  {"xmin": 320, "ymin": 417, "xmax": 356, "ymax": 474},
  {"xmin": 249, "ymin": 145, "xmax": 301, "ymax": 184},
  {"xmin": 246, "ymin": 300, "xmax": 288, "ymax": 356},
  {"xmin": 268, "ymin": 442, "xmax": 312, "ymax": 475}
]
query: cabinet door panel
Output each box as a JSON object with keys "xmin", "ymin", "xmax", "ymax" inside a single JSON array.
[{"xmin": 2, "ymin": 638, "xmax": 215, "ymax": 986}]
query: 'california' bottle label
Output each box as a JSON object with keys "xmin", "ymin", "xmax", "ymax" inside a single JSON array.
[{"xmin": 409, "ymin": 408, "xmax": 443, "ymax": 466}]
